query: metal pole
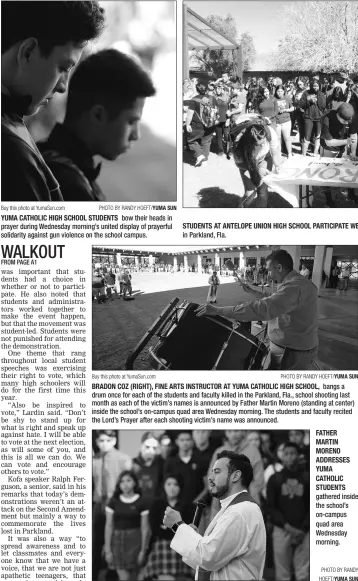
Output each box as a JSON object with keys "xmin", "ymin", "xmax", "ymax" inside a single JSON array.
[
  {"xmin": 183, "ymin": 4, "xmax": 189, "ymax": 78},
  {"xmin": 236, "ymin": 45, "xmax": 243, "ymax": 81}
]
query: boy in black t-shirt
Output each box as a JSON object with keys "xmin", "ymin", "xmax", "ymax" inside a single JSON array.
[
  {"xmin": 320, "ymin": 102, "xmax": 358, "ymax": 206},
  {"xmin": 321, "ymin": 102, "xmax": 358, "ymax": 157},
  {"xmin": 185, "ymin": 82, "xmax": 218, "ymax": 167},
  {"xmin": 163, "ymin": 430, "xmax": 207, "ymax": 519}
]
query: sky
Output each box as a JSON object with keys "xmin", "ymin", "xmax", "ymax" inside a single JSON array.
[{"xmin": 186, "ymin": 1, "xmax": 287, "ymax": 65}]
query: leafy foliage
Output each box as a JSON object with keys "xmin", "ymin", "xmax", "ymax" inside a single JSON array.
[
  {"xmin": 189, "ymin": 13, "xmax": 256, "ymax": 77},
  {"xmin": 274, "ymin": 1, "xmax": 358, "ymax": 73}
]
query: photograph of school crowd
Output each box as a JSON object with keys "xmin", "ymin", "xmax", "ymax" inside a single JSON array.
[
  {"xmin": 92, "ymin": 429, "xmax": 310, "ymax": 581},
  {"xmin": 183, "ymin": 1, "xmax": 358, "ymax": 208},
  {"xmin": 92, "ymin": 245, "xmax": 358, "ymax": 371},
  {"xmin": 2, "ymin": 1, "xmax": 175, "ymax": 203}
]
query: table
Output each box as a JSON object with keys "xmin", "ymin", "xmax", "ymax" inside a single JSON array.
[{"xmin": 263, "ymin": 156, "xmax": 358, "ymax": 207}]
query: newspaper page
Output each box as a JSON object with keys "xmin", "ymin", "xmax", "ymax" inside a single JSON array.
[{"xmin": 1, "ymin": 2, "xmax": 358, "ymax": 581}]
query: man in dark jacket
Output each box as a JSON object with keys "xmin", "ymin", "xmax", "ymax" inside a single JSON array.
[
  {"xmin": 266, "ymin": 442, "xmax": 310, "ymax": 581},
  {"xmin": 38, "ymin": 49, "xmax": 156, "ymax": 201},
  {"xmin": 1, "ymin": 1, "xmax": 105, "ymax": 201}
]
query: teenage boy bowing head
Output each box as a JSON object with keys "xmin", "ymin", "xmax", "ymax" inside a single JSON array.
[
  {"xmin": 1, "ymin": 1, "xmax": 105, "ymax": 201},
  {"xmin": 38, "ymin": 49, "xmax": 156, "ymax": 201}
]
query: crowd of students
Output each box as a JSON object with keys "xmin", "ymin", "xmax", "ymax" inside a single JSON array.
[
  {"xmin": 184, "ymin": 72, "xmax": 358, "ymax": 160},
  {"xmin": 92, "ymin": 268, "xmax": 133, "ymax": 303},
  {"xmin": 92, "ymin": 429, "xmax": 310, "ymax": 581},
  {"xmin": 183, "ymin": 72, "xmax": 358, "ymax": 207}
]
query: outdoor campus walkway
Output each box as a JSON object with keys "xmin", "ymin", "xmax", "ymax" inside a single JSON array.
[{"xmin": 92, "ymin": 273, "xmax": 358, "ymax": 371}]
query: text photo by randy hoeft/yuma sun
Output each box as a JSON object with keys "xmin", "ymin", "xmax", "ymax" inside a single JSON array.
[
  {"xmin": 1, "ymin": 1, "xmax": 176, "ymax": 203},
  {"xmin": 91, "ymin": 244, "xmax": 358, "ymax": 371},
  {"xmin": 182, "ymin": 1, "xmax": 358, "ymax": 209}
]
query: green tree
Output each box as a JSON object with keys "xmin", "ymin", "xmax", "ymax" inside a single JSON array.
[
  {"xmin": 275, "ymin": 1, "xmax": 358, "ymax": 73},
  {"xmin": 241, "ymin": 31, "xmax": 256, "ymax": 71},
  {"xmin": 190, "ymin": 13, "xmax": 256, "ymax": 78}
]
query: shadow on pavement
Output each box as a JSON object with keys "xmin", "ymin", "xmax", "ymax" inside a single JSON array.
[
  {"xmin": 197, "ymin": 187, "xmax": 243, "ymax": 207},
  {"xmin": 196, "ymin": 187, "xmax": 293, "ymax": 208}
]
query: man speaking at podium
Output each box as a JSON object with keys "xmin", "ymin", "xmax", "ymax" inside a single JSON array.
[{"xmin": 163, "ymin": 451, "xmax": 266, "ymax": 580}]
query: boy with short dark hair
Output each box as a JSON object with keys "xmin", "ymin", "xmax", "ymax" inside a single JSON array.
[
  {"xmin": 1, "ymin": 1, "xmax": 105, "ymax": 202},
  {"xmin": 164, "ymin": 430, "xmax": 207, "ymax": 516},
  {"xmin": 38, "ymin": 49, "xmax": 156, "ymax": 201}
]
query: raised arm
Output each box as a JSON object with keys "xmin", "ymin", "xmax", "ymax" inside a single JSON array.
[{"xmin": 171, "ymin": 507, "xmax": 254, "ymax": 572}]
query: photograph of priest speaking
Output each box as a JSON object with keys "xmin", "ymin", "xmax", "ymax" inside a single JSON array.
[
  {"xmin": 92, "ymin": 244, "xmax": 358, "ymax": 371},
  {"xmin": 92, "ymin": 428, "xmax": 310, "ymax": 581}
]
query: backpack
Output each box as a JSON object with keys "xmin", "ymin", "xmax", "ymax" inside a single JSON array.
[
  {"xmin": 192, "ymin": 96, "xmax": 220, "ymax": 128},
  {"xmin": 230, "ymin": 113, "xmax": 270, "ymax": 145}
]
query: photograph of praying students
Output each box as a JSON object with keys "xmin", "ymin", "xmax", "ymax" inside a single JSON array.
[{"xmin": 2, "ymin": 1, "xmax": 176, "ymax": 202}]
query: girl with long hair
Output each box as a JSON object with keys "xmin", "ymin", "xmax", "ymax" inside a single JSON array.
[
  {"xmin": 233, "ymin": 116, "xmax": 282, "ymax": 208},
  {"xmin": 274, "ymin": 85, "xmax": 294, "ymax": 157},
  {"xmin": 300, "ymin": 80, "xmax": 326, "ymax": 156},
  {"xmin": 104, "ymin": 470, "xmax": 150, "ymax": 581},
  {"xmin": 258, "ymin": 86, "xmax": 278, "ymax": 129},
  {"xmin": 144, "ymin": 474, "xmax": 193, "ymax": 581}
]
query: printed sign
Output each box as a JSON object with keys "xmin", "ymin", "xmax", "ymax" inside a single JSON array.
[{"xmin": 265, "ymin": 158, "xmax": 358, "ymax": 188}]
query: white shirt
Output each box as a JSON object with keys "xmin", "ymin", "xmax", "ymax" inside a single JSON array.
[
  {"xmin": 300, "ymin": 267, "xmax": 310, "ymax": 278},
  {"xmin": 221, "ymin": 270, "xmax": 318, "ymax": 350},
  {"xmin": 170, "ymin": 491, "xmax": 266, "ymax": 580}
]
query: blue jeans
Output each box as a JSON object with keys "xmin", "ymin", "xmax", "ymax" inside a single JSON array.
[
  {"xmin": 273, "ymin": 526, "xmax": 309, "ymax": 581},
  {"xmin": 269, "ymin": 341, "xmax": 318, "ymax": 370}
]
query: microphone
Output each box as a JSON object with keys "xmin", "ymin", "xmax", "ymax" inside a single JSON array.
[{"xmin": 193, "ymin": 501, "xmax": 207, "ymax": 528}]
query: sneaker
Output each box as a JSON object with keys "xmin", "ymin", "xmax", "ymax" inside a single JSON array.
[{"xmin": 195, "ymin": 155, "xmax": 205, "ymax": 167}]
